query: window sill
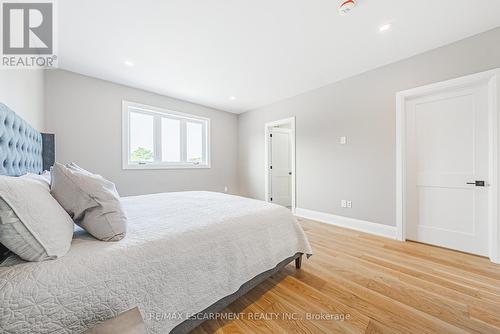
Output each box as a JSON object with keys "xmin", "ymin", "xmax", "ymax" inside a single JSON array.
[{"xmin": 123, "ymin": 163, "xmax": 211, "ymax": 170}]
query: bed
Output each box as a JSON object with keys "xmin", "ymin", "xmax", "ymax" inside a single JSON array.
[{"xmin": 0, "ymin": 103, "xmax": 313, "ymax": 333}]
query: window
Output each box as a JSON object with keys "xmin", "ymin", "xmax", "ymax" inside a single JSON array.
[{"xmin": 123, "ymin": 101, "xmax": 210, "ymax": 169}]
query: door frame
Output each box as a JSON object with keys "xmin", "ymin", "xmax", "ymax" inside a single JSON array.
[
  {"xmin": 396, "ymin": 68, "xmax": 500, "ymax": 263},
  {"xmin": 264, "ymin": 117, "xmax": 296, "ymax": 212}
]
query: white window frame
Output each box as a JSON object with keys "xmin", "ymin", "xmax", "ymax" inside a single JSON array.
[{"xmin": 122, "ymin": 101, "xmax": 211, "ymax": 169}]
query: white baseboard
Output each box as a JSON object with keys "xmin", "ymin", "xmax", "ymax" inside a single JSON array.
[{"xmin": 295, "ymin": 208, "xmax": 397, "ymax": 240}]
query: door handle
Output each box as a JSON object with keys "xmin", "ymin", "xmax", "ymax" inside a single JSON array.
[{"xmin": 466, "ymin": 181, "xmax": 486, "ymax": 187}]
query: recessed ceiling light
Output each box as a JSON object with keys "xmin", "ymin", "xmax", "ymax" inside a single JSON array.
[
  {"xmin": 123, "ymin": 60, "xmax": 134, "ymax": 67},
  {"xmin": 379, "ymin": 24, "xmax": 391, "ymax": 32},
  {"xmin": 229, "ymin": 96, "xmax": 236, "ymax": 101}
]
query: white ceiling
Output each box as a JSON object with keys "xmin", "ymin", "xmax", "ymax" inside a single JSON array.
[{"xmin": 58, "ymin": 0, "xmax": 500, "ymax": 113}]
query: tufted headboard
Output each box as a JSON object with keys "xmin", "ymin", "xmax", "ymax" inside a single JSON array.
[{"xmin": 0, "ymin": 103, "xmax": 55, "ymax": 176}]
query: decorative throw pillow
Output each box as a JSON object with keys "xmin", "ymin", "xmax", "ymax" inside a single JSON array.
[
  {"xmin": 0, "ymin": 176, "xmax": 74, "ymax": 262},
  {"xmin": 50, "ymin": 163, "xmax": 127, "ymax": 241}
]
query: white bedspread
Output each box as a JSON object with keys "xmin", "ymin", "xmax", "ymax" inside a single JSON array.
[{"xmin": 0, "ymin": 191, "xmax": 312, "ymax": 333}]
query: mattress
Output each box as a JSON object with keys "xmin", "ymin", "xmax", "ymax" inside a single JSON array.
[{"xmin": 0, "ymin": 191, "xmax": 312, "ymax": 333}]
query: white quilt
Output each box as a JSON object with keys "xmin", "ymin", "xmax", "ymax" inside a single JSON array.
[{"xmin": 0, "ymin": 191, "xmax": 312, "ymax": 333}]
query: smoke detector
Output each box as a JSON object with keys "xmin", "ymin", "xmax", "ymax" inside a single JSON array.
[{"xmin": 339, "ymin": 0, "xmax": 356, "ymax": 15}]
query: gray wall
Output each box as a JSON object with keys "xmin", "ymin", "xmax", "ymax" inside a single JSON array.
[
  {"xmin": 0, "ymin": 70, "xmax": 44, "ymax": 131},
  {"xmin": 45, "ymin": 70, "xmax": 238, "ymax": 196},
  {"xmin": 238, "ymin": 27, "xmax": 500, "ymax": 227}
]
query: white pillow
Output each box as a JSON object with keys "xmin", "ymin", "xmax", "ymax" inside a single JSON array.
[
  {"xmin": 20, "ymin": 171, "xmax": 51, "ymax": 187},
  {"xmin": 50, "ymin": 163, "xmax": 127, "ymax": 241},
  {"xmin": 0, "ymin": 176, "xmax": 74, "ymax": 261}
]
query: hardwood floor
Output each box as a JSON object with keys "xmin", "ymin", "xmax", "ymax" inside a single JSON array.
[{"xmin": 191, "ymin": 218, "xmax": 500, "ymax": 334}]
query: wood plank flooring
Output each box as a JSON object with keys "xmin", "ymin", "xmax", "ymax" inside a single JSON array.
[{"xmin": 191, "ymin": 218, "xmax": 500, "ymax": 334}]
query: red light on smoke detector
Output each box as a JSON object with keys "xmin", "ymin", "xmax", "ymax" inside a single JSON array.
[{"xmin": 339, "ymin": 0, "xmax": 356, "ymax": 15}]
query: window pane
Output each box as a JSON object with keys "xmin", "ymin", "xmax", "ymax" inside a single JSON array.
[
  {"xmin": 161, "ymin": 118, "xmax": 181, "ymax": 162},
  {"xmin": 186, "ymin": 122, "xmax": 203, "ymax": 164},
  {"xmin": 129, "ymin": 111, "xmax": 154, "ymax": 162}
]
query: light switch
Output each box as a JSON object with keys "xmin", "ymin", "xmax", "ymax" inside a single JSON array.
[{"xmin": 340, "ymin": 136, "xmax": 347, "ymax": 145}]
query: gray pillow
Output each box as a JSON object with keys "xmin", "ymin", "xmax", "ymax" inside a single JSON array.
[
  {"xmin": 50, "ymin": 163, "xmax": 127, "ymax": 241},
  {"xmin": 0, "ymin": 176, "xmax": 74, "ymax": 262}
]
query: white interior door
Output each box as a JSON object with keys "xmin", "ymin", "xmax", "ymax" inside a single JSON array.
[
  {"xmin": 270, "ymin": 128, "xmax": 292, "ymax": 207},
  {"xmin": 405, "ymin": 84, "xmax": 490, "ymax": 256}
]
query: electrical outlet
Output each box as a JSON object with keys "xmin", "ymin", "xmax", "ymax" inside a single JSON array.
[
  {"xmin": 340, "ymin": 136, "xmax": 347, "ymax": 145},
  {"xmin": 224, "ymin": 186, "xmax": 228, "ymax": 193},
  {"xmin": 341, "ymin": 200, "xmax": 347, "ymax": 208},
  {"xmin": 347, "ymin": 201, "xmax": 352, "ymax": 208}
]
